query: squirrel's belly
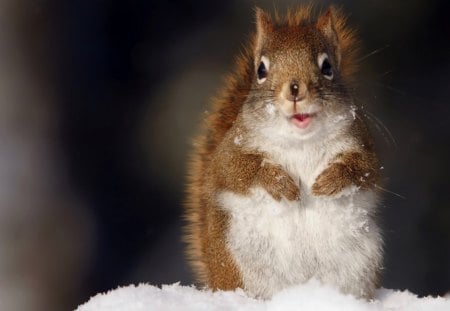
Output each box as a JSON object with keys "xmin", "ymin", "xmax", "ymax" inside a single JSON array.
[{"xmin": 218, "ymin": 186, "xmax": 383, "ymax": 299}]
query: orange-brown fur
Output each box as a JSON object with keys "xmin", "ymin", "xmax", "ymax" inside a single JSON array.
[
  {"xmin": 210, "ymin": 126, "xmax": 301, "ymax": 202},
  {"xmin": 312, "ymin": 118, "xmax": 379, "ymax": 196},
  {"xmin": 184, "ymin": 5, "xmax": 365, "ymax": 291}
]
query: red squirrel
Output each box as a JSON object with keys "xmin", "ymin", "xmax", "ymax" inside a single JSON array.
[{"xmin": 184, "ymin": 6, "xmax": 383, "ymax": 299}]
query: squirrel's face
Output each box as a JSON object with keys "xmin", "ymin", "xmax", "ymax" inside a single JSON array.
[{"xmin": 244, "ymin": 8, "xmax": 356, "ymax": 141}]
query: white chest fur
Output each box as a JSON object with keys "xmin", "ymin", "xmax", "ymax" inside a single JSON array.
[{"xmin": 218, "ymin": 133, "xmax": 383, "ymax": 299}]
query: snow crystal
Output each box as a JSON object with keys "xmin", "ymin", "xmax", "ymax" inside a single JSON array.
[
  {"xmin": 333, "ymin": 185, "xmax": 361, "ymax": 199},
  {"xmin": 265, "ymin": 103, "xmax": 275, "ymax": 115},
  {"xmin": 275, "ymin": 175, "xmax": 284, "ymax": 182},
  {"xmin": 76, "ymin": 280, "xmax": 450, "ymax": 311},
  {"xmin": 333, "ymin": 115, "xmax": 346, "ymax": 123},
  {"xmin": 350, "ymin": 105, "xmax": 357, "ymax": 120},
  {"xmin": 234, "ymin": 135, "xmax": 243, "ymax": 145},
  {"xmin": 357, "ymin": 219, "xmax": 370, "ymax": 233}
]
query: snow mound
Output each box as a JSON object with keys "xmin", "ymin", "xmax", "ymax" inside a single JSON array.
[{"xmin": 76, "ymin": 280, "xmax": 450, "ymax": 311}]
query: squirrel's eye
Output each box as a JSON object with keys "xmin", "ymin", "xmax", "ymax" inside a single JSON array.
[
  {"xmin": 321, "ymin": 59, "xmax": 332, "ymax": 78},
  {"xmin": 257, "ymin": 56, "xmax": 270, "ymax": 84},
  {"xmin": 257, "ymin": 62, "xmax": 267, "ymax": 79},
  {"xmin": 318, "ymin": 53, "xmax": 333, "ymax": 80}
]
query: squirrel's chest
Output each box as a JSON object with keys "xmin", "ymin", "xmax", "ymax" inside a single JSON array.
[
  {"xmin": 263, "ymin": 137, "xmax": 347, "ymax": 188},
  {"xmin": 217, "ymin": 140, "xmax": 380, "ymax": 298},
  {"xmin": 218, "ymin": 187, "xmax": 379, "ymax": 298}
]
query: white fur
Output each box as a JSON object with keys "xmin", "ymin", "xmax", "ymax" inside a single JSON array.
[
  {"xmin": 219, "ymin": 112, "xmax": 383, "ymax": 299},
  {"xmin": 317, "ymin": 53, "xmax": 328, "ymax": 67}
]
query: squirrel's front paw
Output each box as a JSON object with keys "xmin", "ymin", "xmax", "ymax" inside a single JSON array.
[
  {"xmin": 312, "ymin": 163, "xmax": 352, "ymax": 196},
  {"xmin": 257, "ymin": 164, "xmax": 300, "ymax": 201}
]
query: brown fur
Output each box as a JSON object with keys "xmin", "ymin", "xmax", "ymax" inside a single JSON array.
[
  {"xmin": 210, "ymin": 126, "xmax": 300, "ymax": 201},
  {"xmin": 184, "ymin": 5, "xmax": 363, "ymax": 291},
  {"xmin": 312, "ymin": 117, "xmax": 380, "ymax": 196}
]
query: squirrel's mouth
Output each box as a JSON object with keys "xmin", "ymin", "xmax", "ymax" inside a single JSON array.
[{"xmin": 291, "ymin": 113, "xmax": 316, "ymax": 129}]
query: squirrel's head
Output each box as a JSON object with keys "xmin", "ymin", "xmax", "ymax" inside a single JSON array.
[{"xmin": 243, "ymin": 6, "xmax": 358, "ymax": 141}]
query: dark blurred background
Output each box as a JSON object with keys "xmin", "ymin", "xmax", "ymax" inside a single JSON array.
[{"xmin": 1, "ymin": 0, "xmax": 449, "ymax": 310}]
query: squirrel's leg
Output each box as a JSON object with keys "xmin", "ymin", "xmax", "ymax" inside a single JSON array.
[
  {"xmin": 213, "ymin": 149, "xmax": 300, "ymax": 201},
  {"xmin": 255, "ymin": 161, "xmax": 300, "ymax": 201},
  {"xmin": 312, "ymin": 151, "xmax": 378, "ymax": 196}
]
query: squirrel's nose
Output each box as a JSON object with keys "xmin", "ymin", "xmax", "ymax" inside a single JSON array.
[
  {"xmin": 290, "ymin": 81, "xmax": 299, "ymax": 98},
  {"xmin": 288, "ymin": 80, "xmax": 307, "ymax": 102}
]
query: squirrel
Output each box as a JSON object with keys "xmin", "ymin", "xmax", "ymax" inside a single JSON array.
[{"xmin": 184, "ymin": 6, "xmax": 383, "ymax": 300}]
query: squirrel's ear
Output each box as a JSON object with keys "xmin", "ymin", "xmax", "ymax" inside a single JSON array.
[
  {"xmin": 317, "ymin": 7, "xmax": 341, "ymax": 66},
  {"xmin": 254, "ymin": 8, "xmax": 272, "ymax": 56}
]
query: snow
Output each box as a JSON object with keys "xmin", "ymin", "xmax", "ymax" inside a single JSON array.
[
  {"xmin": 265, "ymin": 103, "xmax": 276, "ymax": 115},
  {"xmin": 350, "ymin": 105, "xmax": 357, "ymax": 120},
  {"xmin": 333, "ymin": 114, "xmax": 346, "ymax": 123},
  {"xmin": 76, "ymin": 280, "xmax": 450, "ymax": 311},
  {"xmin": 234, "ymin": 135, "xmax": 243, "ymax": 145}
]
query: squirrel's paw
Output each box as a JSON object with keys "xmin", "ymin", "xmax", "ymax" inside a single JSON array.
[
  {"xmin": 312, "ymin": 163, "xmax": 353, "ymax": 196},
  {"xmin": 258, "ymin": 164, "xmax": 300, "ymax": 201}
]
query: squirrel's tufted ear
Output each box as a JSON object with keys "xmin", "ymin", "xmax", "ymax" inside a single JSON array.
[
  {"xmin": 254, "ymin": 8, "xmax": 273, "ymax": 57},
  {"xmin": 317, "ymin": 7, "xmax": 341, "ymax": 67}
]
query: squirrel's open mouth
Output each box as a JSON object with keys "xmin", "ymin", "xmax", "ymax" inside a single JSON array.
[{"xmin": 291, "ymin": 113, "xmax": 316, "ymax": 129}]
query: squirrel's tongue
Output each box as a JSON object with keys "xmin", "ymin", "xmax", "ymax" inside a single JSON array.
[{"xmin": 291, "ymin": 113, "xmax": 312, "ymax": 129}]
